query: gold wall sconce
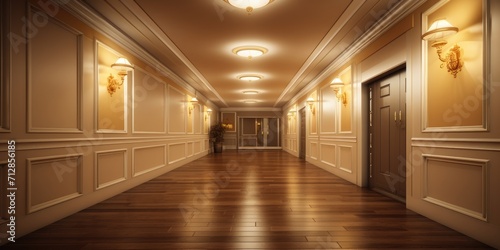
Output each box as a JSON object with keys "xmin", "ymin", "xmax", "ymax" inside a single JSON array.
[
  {"xmin": 107, "ymin": 57, "xmax": 133, "ymax": 96},
  {"xmin": 205, "ymin": 108, "xmax": 212, "ymax": 121},
  {"xmin": 306, "ymin": 97, "xmax": 315, "ymax": 114},
  {"xmin": 188, "ymin": 96, "xmax": 198, "ymax": 114},
  {"xmin": 330, "ymin": 77, "xmax": 347, "ymax": 107},
  {"xmin": 422, "ymin": 19, "xmax": 463, "ymax": 78}
]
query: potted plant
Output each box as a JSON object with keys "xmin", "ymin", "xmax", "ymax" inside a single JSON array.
[{"xmin": 209, "ymin": 122, "xmax": 226, "ymax": 153}]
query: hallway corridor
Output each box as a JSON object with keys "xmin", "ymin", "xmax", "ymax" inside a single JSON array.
[{"xmin": 4, "ymin": 150, "xmax": 492, "ymax": 249}]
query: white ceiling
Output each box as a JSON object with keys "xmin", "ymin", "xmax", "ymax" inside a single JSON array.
[{"xmin": 78, "ymin": 0, "xmax": 423, "ymax": 109}]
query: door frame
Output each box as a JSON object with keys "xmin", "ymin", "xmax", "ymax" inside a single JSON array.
[
  {"xmin": 237, "ymin": 116, "xmax": 282, "ymax": 150},
  {"xmin": 361, "ymin": 64, "xmax": 407, "ymax": 200}
]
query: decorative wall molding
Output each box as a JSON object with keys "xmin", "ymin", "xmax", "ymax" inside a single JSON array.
[
  {"xmin": 339, "ymin": 145, "xmax": 354, "ymax": 173},
  {"xmin": 422, "ymin": 154, "xmax": 488, "ymax": 221},
  {"xmin": 27, "ymin": 154, "xmax": 83, "ymax": 213},
  {"xmin": 132, "ymin": 145, "xmax": 167, "ymax": 177},
  {"xmin": 319, "ymin": 143, "xmax": 337, "ymax": 167},
  {"xmin": 95, "ymin": 149, "xmax": 128, "ymax": 190},
  {"xmin": 168, "ymin": 142, "xmax": 187, "ymax": 165},
  {"xmin": 0, "ymin": 0, "xmax": 11, "ymax": 133},
  {"xmin": 132, "ymin": 67, "xmax": 167, "ymax": 134},
  {"xmin": 27, "ymin": 4, "xmax": 83, "ymax": 133}
]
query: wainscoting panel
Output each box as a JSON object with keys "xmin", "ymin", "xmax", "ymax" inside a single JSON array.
[
  {"xmin": 193, "ymin": 140, "xmax": 202, "ymax": 155},
  {"xmin": 187, "ymin": 142, "xmax": 194, "ymax": 157},
  {"xmin": 27, "ymin": 154, "xmax": 83, "ymax": 213},
  {"xmin": 168, "ymin": 142, "xmax": 187, "ymax": 164},
  {"xmin": 339, "ymin": 145, "xmax": 353, "ymax": 173},
  {"xmin": 27, "ymin": 6, "xmax": 82, "ymax": 133},
  {"xmin": 132, "ymin": 145, "xmax": 166, "ymax": 177},
  {"xmin": 309, "ymin": 141, "xmax": 318, "ymax": 160},
  {"xmin": 423, "ymin": 154, "xmax": 488, "ymax": 221},
  {"xmin": 320, "ymin": 143, "xmax": 336, "ymax": 167},
  {"xmin": 95, "ymin": 149, "xmax": 127, "ymax": 190},
  {"xmin": 133, "ymin": 68, "xmax": 166, "ymax": 134}
]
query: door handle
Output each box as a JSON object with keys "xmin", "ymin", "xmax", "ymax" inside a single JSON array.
[
  {"xmin": 399, "ymin": 110, "xmax": 402, "ymax": 122},
  {"xmin": 394, "ymin": 111, "xmax": 397, "ymax": 123}
]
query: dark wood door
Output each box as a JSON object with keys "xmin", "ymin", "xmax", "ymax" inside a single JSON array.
[
  {"xmin": 299, "ymin": 108, "xmax": 306, "ymax": 159},
  {"xmin": 369, "ymin": 69, "xmax": 406, "ymax": 200}
]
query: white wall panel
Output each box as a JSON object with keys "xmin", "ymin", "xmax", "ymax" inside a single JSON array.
[
  {"xmin": 320, "ymin": 143, "xmax": 336, "ymax": 167},
  {"xmin": 27, "ymin": 8, "xmax": 82, "ymax": 133},
  {"xmin": 168, "ymin": 143, "xmax": 186, "ymax": 164},
  {"xmin": 339, "ymin": 145, "xmax": 353, "ymax": 173},
  {"xmin": 423, "ymin": 154, "xmax": 488, "ymax": 221},
  {"xmin": 95, "ymin": 149, "xmax": 127, "ymax": 190},
  {"xmin": 27, "ymin": 155, "xmax": 83, "ymax": 213},
  {"xmin": 168, "ymin": 86, "xmax": 186, "ymax": 134},
  {"xmin": 132, "ymin": 145, "xmax": 166, "ymax": 177},
  {"xmin": 133, "ymin": 68, "xmax": 166, "ymax": 134}
]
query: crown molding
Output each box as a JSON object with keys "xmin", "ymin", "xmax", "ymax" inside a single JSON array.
[
  {"xmin": 58, "ymin": 0, "xmax": 216, "ymax": 107},
  {"xmin": 285, "ymin": 0, "xmax": 427, "ymax": 109}
]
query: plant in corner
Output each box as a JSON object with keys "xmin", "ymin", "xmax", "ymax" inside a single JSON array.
[{"xmin": 209, "ymin": 122, "xmax": 226, "ymax": 153}]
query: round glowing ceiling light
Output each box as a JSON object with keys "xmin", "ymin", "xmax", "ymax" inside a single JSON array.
[
  {"xmin": 238, "ymin": 75, "xmax": 262, "ymax": 81},
  {"xmin": 243, "ymin": 90, "xmax": 259, "ymax": 95},
  {"xmin": 232, "ymin": 46, "xmax": 268, "ymax": 59},
  {"xmin": 244, "ymin": 99, "xmax": 258, "ymax": 103},
  {"xmin": 223, "ymin": 0, "xmax": 274, "ymax": 14}
]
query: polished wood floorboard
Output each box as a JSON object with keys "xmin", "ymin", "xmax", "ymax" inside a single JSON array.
[{"xmin": 4, "ymin": 150, "xmax": 493, "ymax": 249}]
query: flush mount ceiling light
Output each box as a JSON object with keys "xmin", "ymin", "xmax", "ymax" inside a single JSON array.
[
  {"xmin": 238, "ymin": 74, "xmax": 262, "ymax": 81},
  {"xmin": 244, "ymin": 100, "xmax": 258, "ymax": 103},
  {"xmin": 223, "ymin": 0, "xmax": 274, "ymax": 14},
  {"xmin": 243, "ymin": 90, "xmax": 259, "ymax": 95},
  {"xmin": 232, "ymin": 46, "xmax": 268, "ymax": 59}
]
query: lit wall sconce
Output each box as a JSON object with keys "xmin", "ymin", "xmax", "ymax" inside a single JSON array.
[
  {"xmin": 422, "ymin": 19, "xmax": 463, "ymax": 78},
  {"xmin": 306, "ymin": 97, "xmax": 315, "ymax": 114},
  {"xmin": 188, "ymin": 96, "xmax": 198, "ymax": 114},
  {"xmin": 205, "ymin": 108, "xmax": 212, "ymax": 121},
  {"xmin": 107, "ymin": 57, "xmax": 133, "ymax": 96},
  {"xmin": 330, "ymin": 77, "xmax": 347, "ymax": 107}
]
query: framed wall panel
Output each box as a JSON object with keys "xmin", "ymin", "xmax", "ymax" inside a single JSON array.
[
  {"xmin": 423, "ymin": 154, "xmax": 488, "ymax": 221},
  {"xmin": 28, "ymin": 5, "xmax": 83, "ymax": 133},
  {"xmin": 168, "ymin": 85, "xmax": 186, "ymax": 134},
  {"xmin": 339, "ymin": 145, "xmax": 353, "ymax": 173},
  {"xmin": 422, "ymin": 0, "xmax": 489, "ymax": 132},
  {"xmin": 320, "ymin": 143, "xmax": 336, "ymax": 167},
  {"xmin": 168, "ymin": 142, "xmax": 186, "ymax": 164},
  {"xmin": 27, "ymin": 154, "xmax": 83, "ymax": 213},
  {"xmin": 132, "ymin": 68, "xmax": 166, "ymax": 134},
  {"xmin": 132, "ymin": 145, "xmax": 166, "ymax": 177},
  {"xmin": 95, "ymin": 149, "xmax": 127, "ymax": 190},
  {"xmin": 320, "ymin": 86, "xmax": 337, "ymax": 134},
  {"xmin": 96, "ymin": 41, "xmax": 128, "ymax": 133},
  {"xmin": 0, "ymin": 0, "xmax": 11, "ymax": 132}
]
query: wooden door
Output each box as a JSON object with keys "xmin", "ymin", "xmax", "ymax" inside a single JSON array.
[
  {"xmin": 299, "ymin": 108, "xmax": 306, "ymax": 159},
  {"xmin": 369, "ymin": 69, "xmax": 406, "ymax": 200}
]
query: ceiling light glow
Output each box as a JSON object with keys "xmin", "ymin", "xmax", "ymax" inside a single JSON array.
[
  {"xmin": 224, "ymin": 0, "xmax": 274, "ymax": 14},
  {"xmin": 243, "ymin": 90, "xmax": 259, "ymax": 95},
  {"xmin": 238, "ymin": 75, "xmax": 262, "ymax": 81},
  {"xmin": 232, "ymin": 46, "xmax": 268, "ymax": 59}
]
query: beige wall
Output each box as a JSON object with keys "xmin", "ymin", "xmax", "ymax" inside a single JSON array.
[
  {"xmin": 283, "ymin": 0, "xmax": 500, "ymax": 248},
  {"xmin": 0, "ymin": 0, "xmax": 214, "ymax": 243}
]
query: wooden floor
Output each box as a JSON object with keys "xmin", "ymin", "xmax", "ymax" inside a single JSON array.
[{"xmin": 4, "ymin": 150, "xmax": 493, "ymax": 249}]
